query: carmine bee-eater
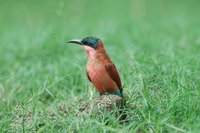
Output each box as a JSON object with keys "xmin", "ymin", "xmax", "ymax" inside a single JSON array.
[{"xmin": 67, "ymin": 37, "xmax": 123, "ymax": 97}]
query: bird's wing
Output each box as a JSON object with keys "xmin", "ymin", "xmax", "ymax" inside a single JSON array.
[{"xmin": 105, "ymin": 63, "xmax": 122, "ymax": 92}]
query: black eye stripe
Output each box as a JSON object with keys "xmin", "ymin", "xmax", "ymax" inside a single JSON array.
[{"xmin": 82, "ymin": 40, "xmax": 87, "ymax": 44}]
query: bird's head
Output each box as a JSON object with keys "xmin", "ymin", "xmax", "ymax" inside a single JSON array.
[{"xmin": 67, "ymin": 37, "xmax": 104, "ymax": 56}]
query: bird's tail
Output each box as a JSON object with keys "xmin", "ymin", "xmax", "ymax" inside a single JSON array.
[{"xmin": 112, "ymin": 89, "xmax": 123, "ymax": 97}]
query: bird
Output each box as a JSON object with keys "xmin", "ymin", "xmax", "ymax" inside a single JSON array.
[{"xmin": 67, "ymin": 37, "xmax": 123, "ymax": 97}]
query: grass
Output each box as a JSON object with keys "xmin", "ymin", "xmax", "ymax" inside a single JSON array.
[{"xmin": 0, "ymin": 0, "xmax": 200, "ymax": 132}]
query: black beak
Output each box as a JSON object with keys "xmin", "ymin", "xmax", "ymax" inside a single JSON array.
[{"xmin": 66, "ymin": 39, "xmax": 82, "ymax": 45}]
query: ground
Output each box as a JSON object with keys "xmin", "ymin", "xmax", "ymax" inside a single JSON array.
[{"xmin": 0, "ymin": 0, "xmax": 200, "ymax": 132}]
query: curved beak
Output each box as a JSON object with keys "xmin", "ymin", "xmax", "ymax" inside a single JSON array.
[{"xmin": 66, "ymin": 39, "xmax": 82, "ymax": 45}]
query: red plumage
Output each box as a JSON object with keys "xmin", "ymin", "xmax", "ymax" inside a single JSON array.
[
  {"xmin": 84, "ymin": 41, "xmax": 122, "ymax": 95},
  {"xmin": 67, "ymin": 37, "xmax": 123, "ymax": 96}
]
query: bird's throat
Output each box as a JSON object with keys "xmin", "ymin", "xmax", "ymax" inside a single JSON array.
[{"xmin": 83, "ymin": 45, "xmax": 97, "ymax": 59}]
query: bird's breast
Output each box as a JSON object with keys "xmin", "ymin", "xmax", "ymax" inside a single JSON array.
[
  {"xmin": 86, "ymin": 54, "xmax": 111, "ymax": 81},
  {"xmin": 87, "ymin": 62, "xmax": 105, "ymax": 78},
  {"xmin": 86, "ymin": 61, "xmax": 118, "ymax": 93}
]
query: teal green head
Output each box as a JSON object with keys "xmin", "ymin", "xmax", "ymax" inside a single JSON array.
[{"xmin": 67, "ymin": 36, "xmax": 101, "ymax": 49}]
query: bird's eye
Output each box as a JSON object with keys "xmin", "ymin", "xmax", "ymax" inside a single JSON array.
[{"xmin": 83, "ymin": 40, "xmax": 87, "ymax": 44}]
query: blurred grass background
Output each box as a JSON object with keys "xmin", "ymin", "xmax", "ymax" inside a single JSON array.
[{"xmin": 0, "ymin": 0, "xmax": 200, "ymax": 132}]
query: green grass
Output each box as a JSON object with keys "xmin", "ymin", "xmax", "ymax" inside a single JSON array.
[{"xmin": 0, "ymin": 0, "xmax": 200, "ymax": 132}]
